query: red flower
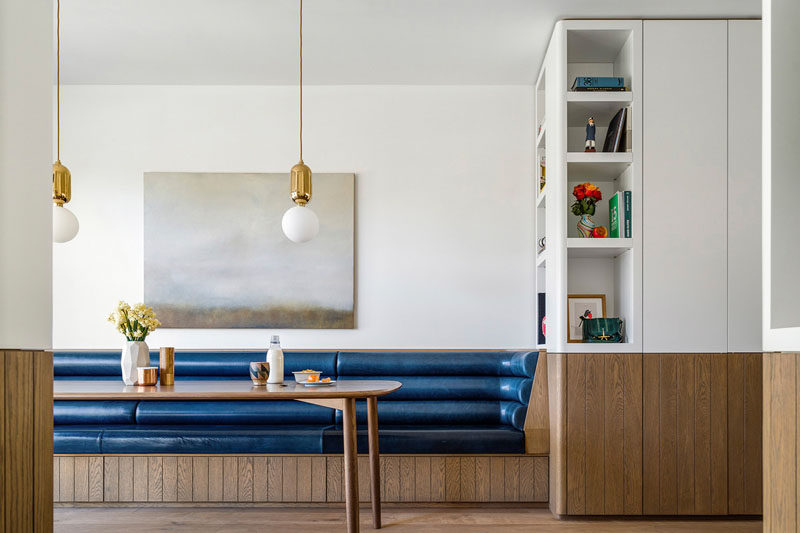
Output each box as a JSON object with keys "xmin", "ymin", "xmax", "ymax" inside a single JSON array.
[
  {"xmin": 591, "ymin": 189, "xmax": 602, "ymax": 201},
  {"xmin": 573, "ymin": 185, "xmax": 586, "ymax": 200}
]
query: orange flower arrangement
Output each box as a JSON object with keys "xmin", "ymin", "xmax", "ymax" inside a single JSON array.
[{"xmin": 571, "ymin": 182, "xmax": 602, "ymax": 216}]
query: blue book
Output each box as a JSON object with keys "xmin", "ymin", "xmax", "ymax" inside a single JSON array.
[
  {"xmin": 623, "ymin": 191, "xmax": 632, "ymax": 238},
  {"xmin": 571, "ymin": 77, "xmax": 626, "ymax": 90}
]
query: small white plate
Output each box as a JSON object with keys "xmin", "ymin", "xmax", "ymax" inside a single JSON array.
[{"xmin": 304, "ymin": 380, "xmax": 336, "ymax": 387}]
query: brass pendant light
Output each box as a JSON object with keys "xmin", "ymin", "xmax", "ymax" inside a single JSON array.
[
  {"xmin": 53, "ymin": 0, "xmax": 79, "ymax": 243},
  {"xmin": 281, "ymin": 0, "xmax": 319, "ymax": 243}
]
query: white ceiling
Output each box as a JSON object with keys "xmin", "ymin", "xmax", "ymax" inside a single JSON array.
[{"xmin": 59, "ymin": 0, "xmax": 760, "ymax": 85}]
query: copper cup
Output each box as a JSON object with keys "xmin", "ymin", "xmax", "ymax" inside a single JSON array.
[
  {"xmin": 160, "ymin": 347, "xmax": 175, "ymax": 386},
  {"xmin": 137, "ymin": 367, "xmax": 158, "ymax": 386}
]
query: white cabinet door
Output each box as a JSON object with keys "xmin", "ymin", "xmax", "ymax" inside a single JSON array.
[
  {"xmin": 728, "ymin": 20, "xmax": 762, "ymax": 352},
  {"xmin": 643, "ymin": 20, "xmax": 728, "ymax": 352}
]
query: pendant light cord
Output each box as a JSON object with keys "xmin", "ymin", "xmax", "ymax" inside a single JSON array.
[
  {"xmin": 56, "ymin": 0, "xmax": 61, "ymax": 162},
  {"xmin": 299, "ymin": 0, "xmax": 303, "ymax": 163}
]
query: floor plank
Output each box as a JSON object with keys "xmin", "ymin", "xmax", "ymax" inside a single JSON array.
[{"xmin": 53, "ymin": 506, "xmax": 762, "ymax": 533}]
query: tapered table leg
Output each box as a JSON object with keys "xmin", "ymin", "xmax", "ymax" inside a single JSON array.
[
  {"xmin": 343, "ymin": 397, "xmax": 360, "ymax": 533},
  {"xmin": 366, "ymin": 396, "xmax": 381, "ymax": 529}
]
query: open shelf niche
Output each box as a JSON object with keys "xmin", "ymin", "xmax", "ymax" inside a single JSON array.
[{"xmin": 534, "ymin": 20, "xmax": 642, "ymax": 353}]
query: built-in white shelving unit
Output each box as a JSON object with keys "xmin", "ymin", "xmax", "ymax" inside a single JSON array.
[{"xmin": 534, "ymin": 20, "xmax": 643, "ymax": 353}]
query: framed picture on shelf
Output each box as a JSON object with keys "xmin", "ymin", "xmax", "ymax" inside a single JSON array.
[{"xmin": 567, "ymin": 294, "xmax": 606, "ymax": 343}]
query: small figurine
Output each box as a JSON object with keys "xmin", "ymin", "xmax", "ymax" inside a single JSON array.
[{"xmin": 585, "ymin": 117, "xmax": 596, "ymax": 152}]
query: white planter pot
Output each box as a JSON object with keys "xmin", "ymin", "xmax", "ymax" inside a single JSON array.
[{"xmin": 121, "ymin": 340, "xmax": 150, "ymax": 385}]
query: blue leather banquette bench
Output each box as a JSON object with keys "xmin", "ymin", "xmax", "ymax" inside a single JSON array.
[{"xmin": 53, "ymin": 351, "xmax": 538, "ymax": 455}]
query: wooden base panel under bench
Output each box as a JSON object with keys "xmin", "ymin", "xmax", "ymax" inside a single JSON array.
[{"xmin": 53, "ymin": 454, "xmax": 549, "ymax": 505}]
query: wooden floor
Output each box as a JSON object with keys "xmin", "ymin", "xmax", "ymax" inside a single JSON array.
[{"xmin": 54, "ymin": 506, "xmax": 762, "ymax": 532}]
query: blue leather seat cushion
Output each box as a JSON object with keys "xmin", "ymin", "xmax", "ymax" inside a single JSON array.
[
  {"xmin": 333, "ymin": 401, "xmax": 527, "ymax": 431},
  {"xmin": 336, "ymin": 351, "xmax": 537, "ymax": 378},
  {"xmin": 134, "ymin": 401, "xmax": 335, "ymax": 425},
  {"xmin": 54, "ymin": 424, "xmax": 524, "ymax": 454},
  {"xmin": 54, "ymin": 426, "xmax": 104, "ymax": 454},
  {"xmin": 323, "ymin": 426, "xmax": 525, "ymax": 454},
  {"xmin": 54, "ymin": 351, "xmax": 337, "ymax": 378},
  {"xmin": 53, "ymin": 425, "xmax": 331, "ymax": 454},
  {"xmin": 54, "ymin": 401, "xmax": 138, "ymax": 425},
  {"xmin": 338, "ymin": 375, "xmax": 531, "ymax": 404}
]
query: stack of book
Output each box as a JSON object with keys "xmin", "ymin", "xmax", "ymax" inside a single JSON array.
[
  {"xmin": 608, "ymin": 191, "xmax": 632, "ymax": 238},
  {"xmin": 570, "ymin": 76, "xmax": 627, "ymax": 91}
]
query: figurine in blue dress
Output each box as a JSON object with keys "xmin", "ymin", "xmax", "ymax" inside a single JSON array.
[{"xmin": 585, "ymin": 117, "xmax": 596, "ymax": 152}]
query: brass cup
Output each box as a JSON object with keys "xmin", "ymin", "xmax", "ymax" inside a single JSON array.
[
  {"xmin": 160, "ymin": 347, "xmax": 175, "ymax": 386},
  {"xmin": 137, "ymin": 367, "xmax": 158, "ymax": 386}
]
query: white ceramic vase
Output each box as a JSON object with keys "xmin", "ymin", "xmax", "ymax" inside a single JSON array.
[{"xmin": 121, "ymin": 340, "xmax": 150, "ymax": 385}]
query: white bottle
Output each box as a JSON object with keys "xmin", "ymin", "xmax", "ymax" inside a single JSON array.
[{"xmin": 266, "ymin": 335, "xmax": 284, "ymax": 384}]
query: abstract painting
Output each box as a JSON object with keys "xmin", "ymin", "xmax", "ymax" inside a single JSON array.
[{"xmin": 144, "ymin": 172, "xmax": 354, "ymax": 329}]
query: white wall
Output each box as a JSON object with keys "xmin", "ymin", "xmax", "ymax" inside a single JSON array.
[
  {"xmin": 763, "ymin": 0, "xmax": 800, "ymax": 350},
  {"xmin": 53, "ymin": 85, "xmax": 534, "ymax": 350},
  {"xmin": 0, "ymin": 0, "xmax": 53, "ymax": 350}
]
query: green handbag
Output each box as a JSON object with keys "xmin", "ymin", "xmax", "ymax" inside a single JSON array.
[{"xmin": 580, "ymin": 317, "xmax": 624, "ymax": 343}]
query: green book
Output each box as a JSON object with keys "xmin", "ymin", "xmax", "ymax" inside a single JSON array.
[{"xmin": 609, "ymin": 192, "xmax": 621, "ymax": 238}]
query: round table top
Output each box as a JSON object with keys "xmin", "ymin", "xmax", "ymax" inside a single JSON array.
[{"xmin": 53, "ymin": 379, "xmax": 402, "ymax": 400}]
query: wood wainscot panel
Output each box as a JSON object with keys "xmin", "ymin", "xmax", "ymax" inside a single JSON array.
[
  {"xmin": 550, "ymin": 352, "xmax": 760, "ymax": 518},
  {"xmin": 551, "ymin": 352, "xmax": 643, "ymax": 517},
  {"xmin": 2, "ymin": 350, "xmax": 53, "ymax": 533},
  {"xmin": 763, "ymin": 352, "xmax": 798, "ymax": 532},
  {"xmin": 53, "ymin": 454, "xmax": 548, "ymax": 505}
]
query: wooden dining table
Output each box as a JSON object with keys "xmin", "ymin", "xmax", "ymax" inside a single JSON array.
[{"xmin": 54, "ymin": 379, "xmax": 402, "ymax": 533}]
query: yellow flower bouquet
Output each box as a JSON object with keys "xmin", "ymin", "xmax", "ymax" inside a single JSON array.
[{"xmin": 108, "ymin": 301, "xmax": 161, "ymax": 342}]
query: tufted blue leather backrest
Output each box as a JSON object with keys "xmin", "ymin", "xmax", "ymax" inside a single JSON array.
[
  {"xmin": 53, "ymin": 350, "xmax": 536, "ymax": 431},
  {"xmin": 334, "ymin": 351, "xmax": 537, "ymax": 430},
  {"xmin": 54, "ymin": 351, "xmax": 337, "ymax": 378}
]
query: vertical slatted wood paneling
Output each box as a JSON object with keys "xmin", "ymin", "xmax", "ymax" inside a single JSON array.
[
  {"xmin": 253, "ymin": 457, "xmax": 268, "ymax": 502},
  {"xmin": 239, "ymin": 456, "xmax": 254, "ymax": 502},
  {"xmin": 4, "ymin": 351, "xmax": 34, "ymax": 532},
  {"xmin": 642, "ymin": 353, "xmax": 660, "ymax": 514},
  {"xmin": 0, "ymin": 351, "xmax": 52, "ymax": 532},
  {"xmin": 547, "ymin": 352, "xmax": 567, "ymax": 516},
  {"xmin": 430, "ymin": 456, "xmax": 446, "ymax": 502},
  {"xmin": 414, "ymin": 457, "xmax": 430, "ymax": 502},
  {"xmin": 444, "ymin": 457, "xmax": 459, "ymax": 502},
  {"xmin": 104, "ymin": 457, "xmax": 119, "ymax": 502},
  {"xmin": 73, "ymin": 457, "xmax": 88, "ymax": 502},
  {"xmin": 52, "ymin": 454, "xmax": 549, "ymax": 505},
  {"xmin": 192, "ymin": 457, "xmax": 208, "ymax": 502},
  {"xmin": 603, "ymin": 353, "xmax": 624, "ymax": 515},
  {"xmin": 504, "ymin": 457, "xmax": 519, "ymax": 502},
  {"xmin": 32, "ymin": 352, "xmax": 53, "ymax": 533},
  {"xmin": 743, "ymin": 353, "xmax": 763, "ymax": 515},
  {"xmin": 177, "ymin": 457, "xmax": 192, "ymax": 502},
  {"xmin": 622, "ymin": 353, "xmax": 643, "ymax": 515},
  {"xmin": 562, "ymin": 353, "xmax": 643, "ymax": 516},
  {"xmin": 147, "ymin": 457, "xmax": 162, "ymax": 502},
  {"xmin": 222, "ymin": 457, "xmax": 237, "ymax": 502},
  {"xmin": 642, "ymin": 353, "xmax": 756, "ymax": 516},
  {"xmin": 400, "ymin": 456, "xmax": 414, "ymax": 502},
  {"xmin": 52, "ymin": 456, "xmax": 59, "ymax": 503},
  {"xmin": 764, "ymin": 353, "xmax": 798, "ymax": 532},
  {"xmin": 566, "ymin": 353, "xmax": 586, "ymax": 514},
  {"xmin": 116, "ymin": 457, "xmax": 132, "ymax": 502},
  {"xmin": 676, "ymin": 354, "xmax": 695, "ymax": 514},
  {"xmin": 310, "ymin": 457, "xmax": 326, "ymax": 502},
  {"xmin": 474, "ymin": 457, "xmax": 490, "ymax": 502},
  {"xmin": 134, "ymin": 456, "xmax": 149, "ymax": 501},
  {"xmin": 161, "ymin": 457, "xmax": 177, "ymax": 502},
  {"xmin": 584, "ymin": 353, "xmax": 605, "ymax": 514},
  {"xmin": 709, "ymin": 354, "xmax": 728, "ymax": 515}
]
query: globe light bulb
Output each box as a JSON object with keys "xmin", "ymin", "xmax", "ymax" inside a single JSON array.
[
  {"xmin": 53, "ymin": 204, "xmax": 79, "ymax": 243},
  {"xmin": 281, "ymin": 205, "xmax": 319, "ymax": 243}
]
